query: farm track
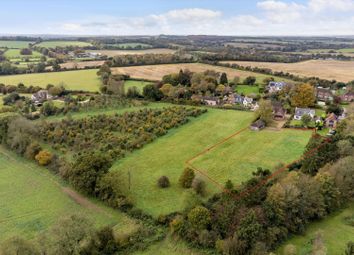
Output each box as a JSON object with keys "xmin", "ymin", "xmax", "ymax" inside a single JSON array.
[{"xmin": 0, "ymin": 147, "xmax": 112, "ymax": 219}]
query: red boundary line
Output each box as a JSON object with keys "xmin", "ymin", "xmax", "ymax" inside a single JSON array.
[{"xmin": 186, "ymin": 127, "xmax": 329, "ymax": 202}]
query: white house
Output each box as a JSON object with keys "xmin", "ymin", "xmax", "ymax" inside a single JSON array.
[
  {"xmin": 267, "ymin": 81, "xmax": 287, "ymax": 93},
  {"xmin": 243, "ymin": 97, "xmax": 253, "ymax": 107}
]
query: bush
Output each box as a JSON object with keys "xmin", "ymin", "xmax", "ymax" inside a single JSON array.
[
  {"xmin": 157, "ymin": 176, "xmax": 170, "ymax": 188},
  {"xmin": 187, "ymin": 206, "xmax": 211, "ymax": 229},
  {"xmin": 192, "ymin": 178, "xmax": 206, "ymax": 196},
  {"xmin": 24, "ymin": 142, "xmax": 42, "ymax": 160},
  {"xmin": 35, "ymin": 150, "xmax": 52, "ymax": 166},
  {"xmin": 179, "ymin": 167, "xmax": 195, "ymax": 188}
]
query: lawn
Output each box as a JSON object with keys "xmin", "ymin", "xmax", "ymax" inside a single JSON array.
[
  {"xmin": 112, "ymin": 63, "xmax": 292, "ymax": 83},
  {"xmin": 0, "ymin": 69, "xmax": 101, "ymax": 92},
  {"xmin": 110, "ymin": 109, "xmax": 311, "ymax": 217},
  {"xmin": 0, "ymin": 40, "xmax": 33, "ymax": 49},
  {"xmin": 235, "ymin": 85, "xmax": 260, "ymax": 95},
  {"xmin": 277, "ymin": 203, "xmax": 354, "ymax": 255},
  {"xmin": 37, "ymin": 41, "xmax": 92, "ymax": 48},
  {"xmin": 124, "ymin": 80, "xmax": 152, "ymax": 92},
  {"xmin": 0, "ymin": 146, "xmax": 138, "ymax": 240}
]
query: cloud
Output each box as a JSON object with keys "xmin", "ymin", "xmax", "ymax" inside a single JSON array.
[
  {"xmin": 309, "ymin": 0, "xmax": 354, "ymax": 12},
  {"xmin": 54, "ymin": 2, "xmax": 354, "ymax": 36},
  {"xmin": 257, "ymin": 0, "xmax": 306, "ymax": 23}
]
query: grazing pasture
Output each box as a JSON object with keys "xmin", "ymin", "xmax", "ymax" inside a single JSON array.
[
  {"xmin": 124, "ymin": 80, "xmax": 152, "ymax": 92},
  {"xmin": 110, "ymin": 109, "xmax": 310, "ymax": 217},
  {"xmin": 0, "ymin": 40, "xmax": 33, "ymax": 49},
  {"xmin": 112, "ymin": 63, "xmax": 292, "ymax": 83},
  {"xmin": 87, "ymin": 48, "xmax": 176, "ymax": 57},
  {"xmin": 0, "ymin": 69, "xmax": 101, "ymax": 91},
  {"xmin": 4, "ymin": 49, "xmax": 42, "ymax": 60},
  {"xmin": 278, "ymin": 203, "xmax": 354, "ymax": 255},
  {"xmin": 221, "ymin": 60, "xmax": 354, "ymax": 82},
  {"xmin": 37, "ymin": 41, "xmax": 92, "ymax": 48},
  {"xmin": 0, "ymin": 146, "xmax": 138, "ymax": 240}
]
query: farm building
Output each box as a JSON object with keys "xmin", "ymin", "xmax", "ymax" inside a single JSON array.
[
  {"xmin": 250, "ymin": 119, "xmax": 266, "ymax": 131},
  {"xmin": 316, "ymin": 87, "xmax": 334, "ymax": 102},
  {"xmin": 294, "ymin": 107, "xmax": 315, "ymax": 120}
]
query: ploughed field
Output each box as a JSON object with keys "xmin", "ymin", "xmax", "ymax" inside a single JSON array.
[
  {"xmin": 221, "ymin": 60, "xmax": 354, "ymax": 83},
  {"xmin": 0, "ymin": 146, "xmax": 138, "ymax": 240}
]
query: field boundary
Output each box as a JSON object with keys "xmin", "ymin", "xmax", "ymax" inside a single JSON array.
[{"xmin": 185, "ymin": 127, "xmax": 328, "ymax": 201}]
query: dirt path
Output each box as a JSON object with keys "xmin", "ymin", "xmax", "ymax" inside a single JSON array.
[{"xmin": 61, "ymin": 187, "xmax": 112, "ymax": 218}]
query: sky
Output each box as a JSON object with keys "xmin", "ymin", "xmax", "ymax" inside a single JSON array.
[{"xmin": 1, "ymin": 0, "xmax": 354, "ymax": 36}]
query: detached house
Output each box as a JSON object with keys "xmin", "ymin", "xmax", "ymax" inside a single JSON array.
[
  {"xmin": 202, "ymin": 96, "xmax": 220, "ymax": 106},
  {"xmin": 31, "ymin": 90, "xmax": 52, "ymax": 106},
  {"xmin": 340, "ymin": 91, "xmax": 354, "ymax": 102},
  {"xmin": 325, "ymin": 113, "xmax": 338, "ymax": 128},
  {"xmin": 243, "ymin": 97, "xmax": 253, "ymax": 107},
  {"xmin": 294, "ymin": 107, "xmax": 315, "ymax": 120},
  {"xmin": 267, "ymin": 82, "xmax": 286, "ymax": 93},
  {"xmin": 316, "ymin": 87, "xmax": 333, "ymax": 102}
]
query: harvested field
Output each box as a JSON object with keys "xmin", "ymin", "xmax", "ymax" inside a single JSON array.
[
  {"xmin": 55, "ymin": 60, "xmax": 105, "ymax": 70},
  {"xmin": 87, "ymin": 48, "xmax": 176, "ymax": 57},
  {"xmin": 112, "ymin": 63, "xmax": 291, "ymax": 83},
  {"xmin": 221, "ymin": 60, "xmax": 354, "ymax": 82}
]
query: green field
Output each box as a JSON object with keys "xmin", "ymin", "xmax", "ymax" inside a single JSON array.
[
  {"xmin": 110, "ymin": 109, "xmax": 311, "ymax": 217},
  {"xmin": 235, "ymin": 85, "xmax": 260, "ymax": 95},
  {"xmin": 307, "ymin": 48, "xmax": 354, "ymax": 54},
  {"xmin": 4, "ymin": 49, "xmax": 42, "ymax": 60},
  {"xmin": 112, "ymin": 43, "xmax": 152, "ymax": 49},
  {"xmin": 124, "ymin": 80, "xmax": 152, "ymax": 92},
  {"xmin": 0, "ymin": 69, "xmax": 100, "ymax": 91},
  {"xmin": 192, "ymin": 129, "xmax": 311, "ymax": 192},
  {"xmin": 37, "ymin": 41, "xmax": 92, "ymax": 48},
  {"xmin": 0, "ymin": 146, "xmax": 138, "ymax": 240},
  {"xmin": 277, "ymin": 203, "xmax": 354, "ymax": 255},
  {"xmin": 0, "ymin": 40, "xmax": 33, "ymax": 49},
  {"xmin": 133, "ymin": 236, "xmax": 206, "ymax": 255}
]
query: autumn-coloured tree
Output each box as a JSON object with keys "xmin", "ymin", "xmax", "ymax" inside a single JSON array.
[{"xmin": 291, "ymin": 83, "xmax": 315, "ymax": 107}]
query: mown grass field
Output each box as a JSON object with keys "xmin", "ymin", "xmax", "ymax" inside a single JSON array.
[
  {"xmin": 277, "ymin": 203, "xmax": 354, "ymax": 255},
  {"xmin": 221, "ymin": 60, "xmax": 354, "ymax": 83},
  {"xmin": 112, "ymin": 63, "xmax": 292, "ymax": 83},
  {"xmin": 37, "ymin": 41, "xmax": 92, "ymax": 48},
  {"xmin": 235, "ymin": 85, "xmax": 260, "ymax": 95},
  {"xmin": 87, "ymin": 48, "xmax": 176, "ymax": 57},
  {"xmin": 110, "ymin": 109, "xmax": 311, "ymax": 217},
  {"xmin": 0, "ymin": 146, "xmax": 138, "ymax": 240},
  {"xmin": 0, "ymin": 40, "xmax": 33, "ymax": 48},
  {"xmin": 192, "ymin": 129, "xmax": 311, "ymax": 192},
  {"xmin": 0, "ymin": 69, "xmax": 101, "ymax": 91}
]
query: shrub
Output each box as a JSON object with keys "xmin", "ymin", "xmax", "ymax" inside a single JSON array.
[
  {"xmin": 24, "ymin": 142, "xmax": 42, "ymax": 160},
  {"xmin": 192, "ymin": 178, "xmax": 206, "ymax": 196},
  {"xmin": 35, "ymin": 150, "xmax": 52, "ymax": 166},
  {"xmin": 157, "ymin": 176, "xmax": 170, "ymax": 188},
  {"xmin": 179, "ymin": 167, "xmax": 195, "ymax": 188},
  {"xmin": 187, "ymin": 206, "xmax": 211, "ymax": 229}
]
